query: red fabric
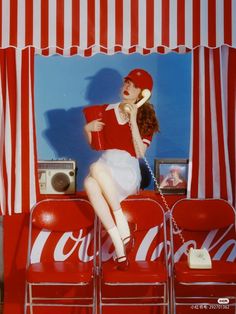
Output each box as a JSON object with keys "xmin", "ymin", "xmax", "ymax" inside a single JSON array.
[
  {"xmin": 175, "ymin": 260, "xmax": 236, "ymax": 283},
  {"xmin": 172, "ymin": 198, "xmax": 235, "ymax": 231},
  {"xmin": 100, "ymin": 0, "xmax": 108, "ymax": 53},
  {"xmin": 25, "ymin": 0, "xmax": 33, "ymax": 45},
  {"xmin": 41, "ymin": 0, "xmax": 49, "ymax": 51},
  {"xmin": 56, "ymin": 0, "xmax": 64, "ymax": 54},
  {"xmin": 177, "ymin": 0, "xmax": 185, "ymax": 46},
  {"xmin": 83, "ymin": 105, "xmax": 107, "ymax": 150},
  {"xmin": 224, "ymin": 0, "xmax": 232, "ymax": 45},
  {"xmin": 208, "ymin": 0, "xmax": 216, "ymax": 47},
  {"xmin": 9, "ymin": 0, "xmax": 17, "ymax": 46},
  {"xmin": 84, "ymin": 104, "xmax": 153, "ymax": 155},
  {"xmin": 192, "ymin": 0, "xmax": 200, "ymax": 47},
  {"xmin": 161, "ymin": 0, "xmax": 169, "ymax": 47},
  {"xmin": 146, "ymin": 0, "xmax": 154, "ymax": 48},
  {"xmin": 32, "ymin": 199, "xmax": 94, "ymax": 231}
]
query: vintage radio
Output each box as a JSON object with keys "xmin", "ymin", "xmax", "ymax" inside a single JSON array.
[{"xmin": 38, "ymin": 160, "xmax": 76, "ymax": 194}]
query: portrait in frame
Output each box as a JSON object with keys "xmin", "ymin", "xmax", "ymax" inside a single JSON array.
[{"xmin": 154, "ymin": 158, "xmax": 189, "ymax": 194}]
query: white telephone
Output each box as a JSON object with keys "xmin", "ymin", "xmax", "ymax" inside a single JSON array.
[
  {"xmin": 187, "ymin": 248, "xmax": 212, "ymax": 269},
  {"xmin": 124, "ymin": 89, "xmax": 151, "ymax": 113}
]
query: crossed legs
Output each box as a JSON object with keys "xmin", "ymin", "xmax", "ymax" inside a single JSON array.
[{"xmin": 84, "ymin": 162, "xmax": 131, "ymax": 265}]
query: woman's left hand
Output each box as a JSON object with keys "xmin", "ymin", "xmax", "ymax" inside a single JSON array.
[{"xmin": 124, "ymin": 103, "xmax": 138, "ymax": 122}]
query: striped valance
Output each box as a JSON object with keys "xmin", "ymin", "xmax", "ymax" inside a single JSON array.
[{"xmin": 0, "ymin": 0, "xmax": 236, "ymax": 56}]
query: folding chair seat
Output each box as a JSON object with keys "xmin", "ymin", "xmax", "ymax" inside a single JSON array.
[
  {"xmin": 99, "ymin": 198, "xmax": 169, "ymax": 314},
  {"xmin": 27, "ymin": 261, "xmax": 93, "ymax": 283},
  {"xmin": 102, "ymin": 261, "xmax": 167, "ymax": 283},
  {"xmin": 25, "ymin": 199, "xmax": 97, "ymax": 314},
  {"xmin": 170, "ymin": 198, "xmax": 236, "ymax": 313},
  {"xmin": 174, "ymin": 260, "xmax": 236, "ymax": 283}
]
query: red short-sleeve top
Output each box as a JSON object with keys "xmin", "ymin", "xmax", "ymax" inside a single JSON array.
[{"xmin": 100, "ymin": 103, "xmax": 153, "ymax": 157}]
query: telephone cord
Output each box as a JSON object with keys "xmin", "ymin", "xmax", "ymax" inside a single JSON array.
[{"xmin": 128, "ymin": 118, "xmax": 188, "ymax": 253}]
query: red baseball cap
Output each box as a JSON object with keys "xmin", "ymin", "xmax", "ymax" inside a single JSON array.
[{"xmin": 125, "ymin": 69, "xmax": 153, "ymax": 91}]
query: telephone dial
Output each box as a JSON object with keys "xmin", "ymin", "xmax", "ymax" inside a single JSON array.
[{"xmin": 188, "ymin": 248, "xmax": 212, "ymax": 269}]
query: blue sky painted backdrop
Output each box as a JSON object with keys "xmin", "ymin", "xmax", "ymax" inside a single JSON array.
[{"xmin": 35, "ymin": 52, "xmax": 191, "ymax": 190}]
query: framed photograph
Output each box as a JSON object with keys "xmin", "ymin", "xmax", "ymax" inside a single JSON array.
[{"xmin": 154, "ymin": 158, "xmax": 189, "ymax": 194}]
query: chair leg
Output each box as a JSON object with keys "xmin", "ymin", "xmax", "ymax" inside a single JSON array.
[
  {"xmin": 24, "ymin": 283, "xmax": 28, "ymax": 314},
  {"xmin": 93, "ymin": 274, "xmax": 97, "ymax": 314},
  {"xmin": 159, "ymin": 284, "xmax": 166, "ymax": 314},
  {"xmin": 167, "ymin": 282, "xmax": 171, "ymax": 314},
  {"xmin": 99, "ymin": 275, "xmax": 102, "ymax": 314},
  {"xmin": 171, "ymin": 278, "xmax": 176, "ymax": 314},
  {"xmin": 29, "ymin": 284, "xmax": 33, "ymax": 314}
]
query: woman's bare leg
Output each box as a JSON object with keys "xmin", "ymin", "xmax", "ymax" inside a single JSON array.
[
  {"xmin": 84, "ymin": 176, "xmax": 126, "ymax": 260},
  {"xmin": 89, "ymin": 162, "xmax": 130, "ymax": 243}
]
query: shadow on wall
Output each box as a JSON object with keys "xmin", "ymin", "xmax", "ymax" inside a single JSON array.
[{"xmin": 43, "ymin": 68, "xmax": 123, "ymax": 190}]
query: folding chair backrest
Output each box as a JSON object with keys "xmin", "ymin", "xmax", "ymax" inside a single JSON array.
[
  {"xmin": 171, "ymin": 198, "xmax": 236, "ymax": 262},
  {"xmin": 29, "ymin": 199, "xmax": 96, "ymax": 264},
  {"xmin": 121, "ymin": 198, "xmax": 165, "ymax": 231},
  {"xmin": 31, "ymin": 199, "xmax": 95, "ymax": 232},
  {"xmin": 172, "ymin": 199, "xmax": 235, "ymax": 231},
  {"xmin": 119, "ymin": 198, "xmax": 167, "ymax": 262}
]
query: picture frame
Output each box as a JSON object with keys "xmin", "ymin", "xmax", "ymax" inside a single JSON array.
[{"xmin": 154, "ymin": 158, "xmax": 189, "ymax": 195}]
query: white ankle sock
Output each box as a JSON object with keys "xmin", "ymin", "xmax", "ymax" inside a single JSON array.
[
  {"xmin": 113, "ymin": 209, "xmax": 130, "ymax": 243},
  {"xmin": 107, "ymin": 226, "xmax": 126, "ymax": 259}
]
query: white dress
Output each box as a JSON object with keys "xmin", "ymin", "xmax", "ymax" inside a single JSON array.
[
  {"xmin": 95, "ymin": 103, "xmax": 142, "ymax": 201},
  {"xmin": 97, "ymin": 149, "xmax": 141, "ymax": 201}
]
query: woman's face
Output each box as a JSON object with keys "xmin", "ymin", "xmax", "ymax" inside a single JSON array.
[
  {"xmin": 170, "ymin": 170, "xmax": 180, "ymax": 179},
  {"xmin": 121, "ymin": 79, "xmax": 141, "ymax": 103}
]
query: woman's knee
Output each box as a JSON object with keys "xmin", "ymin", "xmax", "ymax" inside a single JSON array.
[
  {"xmin": 90, "ymin": 162, "xmax": 107, "ymax": 180},
  {"xmin": 84, "ymin": 176, "xmax": 99, "ymax": 192}
]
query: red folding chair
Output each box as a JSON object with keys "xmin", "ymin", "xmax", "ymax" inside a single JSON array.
[
  {"xmin": 24, "ymin": 199, "xmax": 97, "ymax": 314},
  {"xmin": 170, "ymin": 198, "xmax": 236, "ymax": 313},
  {"xmin": 98, "ymin": 198, "xmax": 170, "ymax": 314}
]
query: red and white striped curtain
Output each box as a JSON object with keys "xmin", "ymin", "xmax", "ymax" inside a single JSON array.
[
  {"xmin": 188, "ymin": 46, "xmax": 236, "ymax": 206},
  {"xmin": 0, "ymin": 47, "xmax": 38, "ymax": 215}
]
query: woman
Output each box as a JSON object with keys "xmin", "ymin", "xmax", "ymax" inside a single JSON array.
[
  {"xmin": 83, "ymin": 69, "xmax": 159, "ymax": 270},
  {"xmin": 160, "ymin": 166, "xmax": 187, "ymax": 189}
]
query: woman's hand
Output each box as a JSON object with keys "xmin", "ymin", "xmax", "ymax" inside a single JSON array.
[
  {"xmin": 84, "ymin": 119, "xmax": 105, "ymax": 132},
  {"xmin": 123, "ymin": 103, "xmax": 138, "ymax": 122},
  {"xmin": 84, "ymin": 119, "xmax": 105, "ymax": 144}
]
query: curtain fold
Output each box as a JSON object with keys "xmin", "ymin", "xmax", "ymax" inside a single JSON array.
[
  {"xmin": 0, "ymin": 47, "xmax": 38, "ymax": 215},
  {"xmin": 188, "ymin": 46, "xmax": 235, "ymax": 206},
  {"xmin": 227, "ymin": 48, "xmax": 236, "ymax": 206}
]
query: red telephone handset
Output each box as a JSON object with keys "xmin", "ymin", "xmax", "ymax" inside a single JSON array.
[{"xmin": 83, "ymin": 105, "xmax": 106, "ymax": 150}]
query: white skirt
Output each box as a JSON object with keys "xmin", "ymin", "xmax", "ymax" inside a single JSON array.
[{"xmin": 97, "ymin": 149, "xmax": 141, "ymax": 201}]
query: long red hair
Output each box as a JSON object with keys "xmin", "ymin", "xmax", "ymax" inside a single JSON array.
[{"xmin": 137, "ymin": 102, "xmax": 160, "ymax": 137}]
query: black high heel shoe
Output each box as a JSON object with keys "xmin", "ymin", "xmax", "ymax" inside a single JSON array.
[
  {"xmin": 123, "ymin": 234, "xmax": 135, "ymax": 254},
  {"xmin": 115, "ymin": 256, "xmax": 129, "ymax": 271}
]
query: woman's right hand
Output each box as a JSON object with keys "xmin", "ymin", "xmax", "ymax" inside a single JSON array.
[{"xmin": 84, "ymin": 119, "xmax": 105, "ymax": 132}]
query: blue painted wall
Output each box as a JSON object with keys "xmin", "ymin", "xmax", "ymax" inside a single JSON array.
[{"xmin": 35, "ymin": 52, "xmax": 191, "ymax": 190}]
